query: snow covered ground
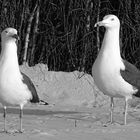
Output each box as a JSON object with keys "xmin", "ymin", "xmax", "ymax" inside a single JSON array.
[{"xmin": 0, "ymin": 64, "xmax": 140, "ymax": 140}]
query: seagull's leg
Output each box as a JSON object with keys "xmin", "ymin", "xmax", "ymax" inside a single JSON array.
[
  {"xmin": 3, "ymin": 106, "xmax": 7, "ymax": 132},
  {"xmin": 110, "ymin": 97, "xmax": 114, "ymax": 123},
  {"xmin": 124, "ymin": 97, "xmax": 129, "ymax": 125},
  {"xmin": 19, "ymin": 105, "xmax": 24, "ymax": 133},
  {"xmin": 103, "ymin": 97, "xmax": 114, "ymax": 127}
]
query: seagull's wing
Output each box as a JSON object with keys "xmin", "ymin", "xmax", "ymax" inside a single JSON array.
[
  {"xmin": 120, "ymin": 60, "xmax": 140, "ymax": 96},
  {"xmin": 21, "ymin": 72, "xmax": 40, "ymax": 103}
]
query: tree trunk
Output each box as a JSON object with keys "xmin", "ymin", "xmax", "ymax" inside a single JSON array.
[
  {"xmin": 30, "ymin": 2, "xmax": 40, "ymax": 65},
  {"xmin": 23, "ymin": 3, "xmax": 38, "ymax": 65},
  {"xmin": 96, "ymin": 0, "xmax": 101, "ymax": 52}
]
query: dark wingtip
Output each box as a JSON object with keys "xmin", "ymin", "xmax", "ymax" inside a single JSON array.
[
  {"xmin": 133, "ymin": 90, "xmax": 140, "ymax": 98},
  {"xmin": 39, "ymin": 100, "xmax": 49, "ymax": 105}
]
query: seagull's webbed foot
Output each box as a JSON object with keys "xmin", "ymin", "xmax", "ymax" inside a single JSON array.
[
  {"xmin": 18, "ymin": 129, "xmax": 24, "ymax": 133},
  {"xmin": 0, "ymin": 129, "xmax": 24, "ymax": 134},
  {"xmin": 0, "ymin": 129, "xmax": 8, "ymax": 133}
]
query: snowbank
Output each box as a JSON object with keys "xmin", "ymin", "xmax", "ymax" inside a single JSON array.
[{"xmin": 20, "ymin": 64, "xmax": 109, "ymax": 107}]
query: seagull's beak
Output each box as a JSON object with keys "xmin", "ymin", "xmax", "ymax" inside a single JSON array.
[
  {"xmin": 94, "ymin": 20, "xmax": 108, "ymax": 27},
  {"xmin": 94, "ymin": 21, "xmax": 104, "ymax": 27},
  {"xmin": 94, "ymin": 21, "xmax": 101, "ymax": 27},
  {"xmin": 11, "ymin": 34, "xmax": 20, "ymax": 40}
]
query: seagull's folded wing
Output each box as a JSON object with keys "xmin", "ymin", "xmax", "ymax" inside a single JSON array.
[
  {"xmin": 21, "ymin": 72, "xmax": 40, "ymax": 103},
  {"xmin": 120, "ymin": 60, "xmax": 140, "ymax": 96}
]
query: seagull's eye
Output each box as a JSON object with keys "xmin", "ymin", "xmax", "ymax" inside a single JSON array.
[
  {"xmin": 5, "ymin": 31, "xmax": 8, "ymax": 34},
  {"xmin": 111, "ymin": 18, "xmax": 114, "ymax": 21}
]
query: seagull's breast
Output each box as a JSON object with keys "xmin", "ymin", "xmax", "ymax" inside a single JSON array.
[
  {"xmin": 92, "ymin": 52, "xmax": 137, "ymax": 98},
  {"xmin": 0, "ymin": 65, "xmax": 32, "ymax": 106}
]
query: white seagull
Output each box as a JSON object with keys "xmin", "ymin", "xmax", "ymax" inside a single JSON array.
[
  {"xmin": 92, "ymin": 15, "xmax": 140, "ymax": 125},
  {"xmin": 0, "ymin": 27, "xmax": 48, "ymax": 133}
]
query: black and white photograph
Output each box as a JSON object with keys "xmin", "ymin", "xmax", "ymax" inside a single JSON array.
[{"xmin": 0, "ymin": 0, "xmax": 140, "ymax": 140}]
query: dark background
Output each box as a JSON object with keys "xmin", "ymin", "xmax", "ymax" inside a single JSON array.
[{"xmin": 0, "ymin": 0, "xmax": 140, "ymax": 74}]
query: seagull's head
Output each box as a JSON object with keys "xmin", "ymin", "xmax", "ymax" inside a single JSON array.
[
  {"xmin": 1, "ymin": 28, "xmax": 19, "ymax": 43},
  {"xmin": 94, "ymin": 15, "xmax": 120, "ymax": 29}
]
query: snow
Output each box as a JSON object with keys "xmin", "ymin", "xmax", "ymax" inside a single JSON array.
[
  {"xmin": 20, "ymin": 64, "xmax": 108, "ymax": 107},
  {"xmin": 0, "ymin": 64, "xmax": 139, "ymax": 139}
]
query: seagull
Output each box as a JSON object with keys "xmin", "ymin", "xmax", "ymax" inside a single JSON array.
[
  {"xmin": 92, "ymin": 15, "xmax": 140, "ymax": 125},
  {"xmin": 0, "ymin": 27, "xmax": 48, "ymax": 133}
]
